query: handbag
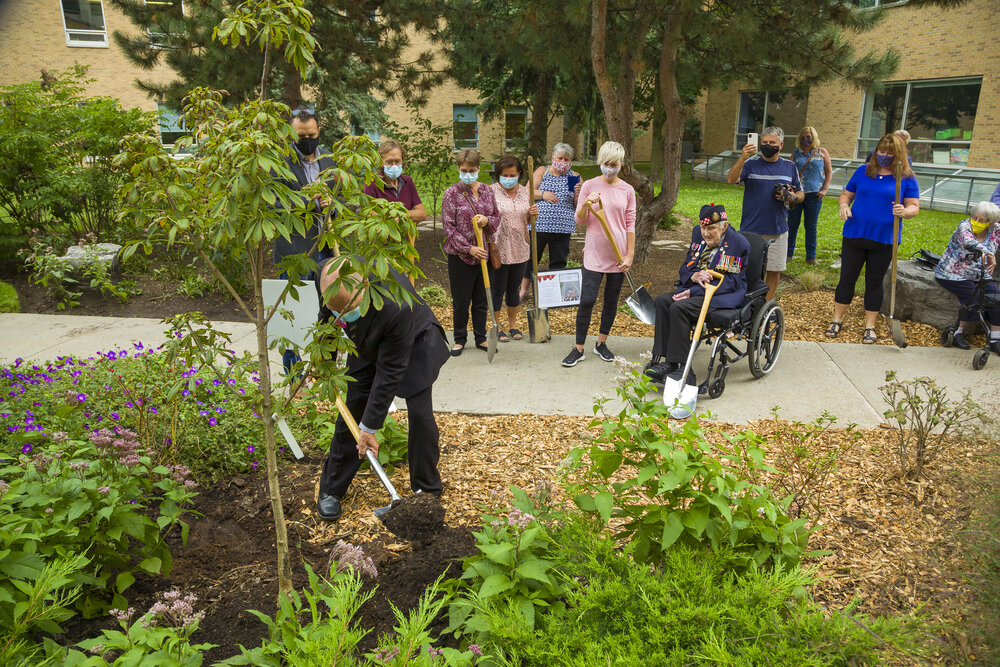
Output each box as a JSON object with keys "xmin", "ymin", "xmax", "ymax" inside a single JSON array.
[
  {"xmin": 912, "ymin": 248, "xmax": 941, "ymax": 270},
  {"xmin": 460, "ymin": 188, "xmax": 501, "ymax": 269}
]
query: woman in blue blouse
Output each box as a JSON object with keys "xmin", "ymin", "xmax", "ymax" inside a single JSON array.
[
  {"xmin": 788, "ymin": 126, "xmax": 832, "ymax": 265},
  {"xmin": 826, "ymin": 133, "xmax": 920, "ymax": 344},
  {"xmin": 934, "ymin": 201, "xmax": 1000, "ymax": 351}
]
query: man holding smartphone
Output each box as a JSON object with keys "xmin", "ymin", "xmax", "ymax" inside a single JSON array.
[{"xmin": 727, "ymin": 126, "xmax": 804, "ymax": 300}]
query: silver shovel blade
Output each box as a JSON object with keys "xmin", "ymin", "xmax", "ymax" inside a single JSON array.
[
  {"xmin": 884, "ymin": 316, "xmax": 908, "ymax": 349},
  {"xmin": 526, "ymin": 308, "xmax": 551, "ymax": 343},
  {"xmin": 626, "ymin": 286, "xmax": 656, "ymax": 325},
  {"xmin": 663, "ymin": 377, "xmax": 698, "ymax": 419}
]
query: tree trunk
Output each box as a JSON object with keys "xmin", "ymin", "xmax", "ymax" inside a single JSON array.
[
  {"xmin": 649, "ymin": 81, "xmax": 664, "ymax": 183},
  {"xmin": 527, "ymin": 72, "xmax": 553, "ymax": 166},
  {"xmin": 251, "ymin": 243, "xmax": 294, "ymax": 597},
  {"xmin": 281, "ymin": 62, "xmax": 302, "ymax": 109}
]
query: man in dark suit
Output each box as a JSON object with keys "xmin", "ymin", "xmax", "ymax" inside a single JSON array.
[
  {"xmin": 645, "ymin": 204, "xmax": 751, "ymax": 385},
  {"xmin": 314, "ymin": 261, "xmax": 451, "ymax": 521},
  {"xmin": 274, "ymin": 108, "xmax": 337, "ymax": 375}
]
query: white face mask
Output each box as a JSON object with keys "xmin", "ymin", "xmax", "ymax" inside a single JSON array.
[
  {"xmin": 459, "ymin": 171, "xmax": 479, "ymax": 185},
  {"xmin": 383, "ymin": 164, "xmax": 403, "ymax": 179},
  {"xmin": 601, "ymin": 165, "xmax": 620, "ymax": 179}
]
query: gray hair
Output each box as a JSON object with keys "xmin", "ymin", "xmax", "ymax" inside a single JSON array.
[
  {"xmin": 762, "ymin": 126, "xmax": 784, "ymax": 142},
  {"xmin": 597, "ymin": 140, "xmax": 626, "ymax": 166},
  {"xmin": 970, "ymin": 201, "xmax": 1000, "ymax": 225},
  {"xmin": 551, "ymin": 142, "xmax": 574, "ymax": 160},
  {"xmin": 894, "ymin": 129, "xmax": 911, "ymax": 143}
]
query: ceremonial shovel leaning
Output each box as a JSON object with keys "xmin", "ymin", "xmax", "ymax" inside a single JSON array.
[
  {"xmin": 524, "ymin": 156, "xmax": 551, "ymax": 343},
  {"xmin": 663, "ymin": 270, "xmax": 723, "ymax": 419},
  {"xmin": 472, "ymin": 218, "xmax": 499, "ymax": 362},
  {"xmin": 586, "ymin": 200, "xmax": 656, "ymax": 325},
  {"xmin": 884, "ymin": 160, "xmax": 908, "ymax": 349},
  {"xmin": 334, "ymin": 392, "xmax": 402, "ymax": 519}
]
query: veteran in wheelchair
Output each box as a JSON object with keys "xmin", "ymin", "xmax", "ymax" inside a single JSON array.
[{"xmin": 644, "ymin": 203, "xmax": 785, "ymax": 400}]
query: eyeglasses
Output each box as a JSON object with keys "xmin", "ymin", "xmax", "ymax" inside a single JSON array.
[{"xmin": 290, "ymin": 107, "xmax": 315, "ymax": 117}]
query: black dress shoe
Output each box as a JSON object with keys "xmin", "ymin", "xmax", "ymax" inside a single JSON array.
[
  {"xmin": 317, "ymin": 493, "xmax": 342, "ymax": 521},
  {"xmin": 953, "ymin": 331, "xmax": 971, "ymax": 350}
]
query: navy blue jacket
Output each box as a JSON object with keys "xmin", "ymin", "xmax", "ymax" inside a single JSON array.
[{"xmin": 676, "ymin": 225, "xmax": 751, "ymax": 310}]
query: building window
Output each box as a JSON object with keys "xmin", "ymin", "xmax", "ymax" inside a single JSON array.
[
  {"xmin": 144, "ymin": 0, "xmax": 184, "ymax": 49},
  {"xmin": 504, "ymin": 107, "xmax": 528, "ymax": 151},
  {"xmin": 857, "ymin": 77, "xmax": 982, "ymax": 166},
  {"xmin": 158, "ymin": 103, "xmax": 188, "ymax": 148},
  {"xmin": 61, "ymin": 0, "xmax": 108, "ymax": 47},
  {"xmin": 853, "ymin": 0, "xmax": 909, "ymax": 8},
  {"xmin": 735, "ymin": 90, "xmax": 808, "ymax": 150},
  {"xmin": 453, "ymin": 105, "xmax": 478, "ymax": 150}
]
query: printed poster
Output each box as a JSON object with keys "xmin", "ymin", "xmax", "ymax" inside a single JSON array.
[{"xmin": 536, "ymin": 269, "xmax": 583, "ymax": 309}]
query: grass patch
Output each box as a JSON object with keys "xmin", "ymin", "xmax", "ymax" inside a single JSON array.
[
  {"xmin": 961, "ymin": 449, "xmax": 1000, "ymax": 662},
  {"xmin": 417, "ymin": 283, "xmax": 450, "ymax": 307},
  {"xmin": 0, "ymin": 280, "xmax": 18, "ymax": 313}
]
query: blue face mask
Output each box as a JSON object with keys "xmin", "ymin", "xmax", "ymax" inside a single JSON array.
[
  {"xmin": 332, "ymin": 306, "xmax": 362, "ymax": 323},
  {"xmin": 383, "ymin": 164, "xmax": 403, "ymax": 179},
  {"xmin": 499, "ymin": 175, "xmax": 519, "ymax": 189},
  {"xmin": 459, "ymin": 171, "xmax": 479, "ymax": 186}
]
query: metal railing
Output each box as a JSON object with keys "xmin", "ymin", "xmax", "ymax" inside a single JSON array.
[{"xmin": 689, "ymin": 152, "xmax": 1000, "ymax": 215}]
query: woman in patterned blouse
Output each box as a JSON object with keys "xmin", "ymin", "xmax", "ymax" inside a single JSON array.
[
  {"xmin": 441, "ymin": 148, "xmax": 500, "ymax": 356},
  {"xmin": 489, "ymin": 155, "xmax": 539, "ymax": 342},
  {"xmin": 934, "ymin": 200, "xmax": 1000, "ymax": 352}
]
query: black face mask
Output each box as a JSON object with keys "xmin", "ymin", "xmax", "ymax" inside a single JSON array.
[
  {"xmin": 295, "ymin": 136, "xmax": 319, "ymax": 156},
  {"xmin": 759, "ymin": 144, "xmax": 780, "ymax": 159}
]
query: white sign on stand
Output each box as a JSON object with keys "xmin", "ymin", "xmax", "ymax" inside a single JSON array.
[
  {"xmin": 536, "ymin": 269, "xmax": 583, "ymax": 309},
  {"xmin": 261, "ymin": 278, "xmax": 320, "ymax": 350}
]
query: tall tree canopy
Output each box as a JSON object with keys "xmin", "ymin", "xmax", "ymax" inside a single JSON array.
[{"xmin": 109, "ymin": 0, "xmax": 445, "ymax": 134}]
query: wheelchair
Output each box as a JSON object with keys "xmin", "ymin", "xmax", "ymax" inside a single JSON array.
[
  {"xmin": 696, "ymin": 231, "xmax": 785, "ymax": 399},
  {"xmin": 939, "ymin": 247, "xmax": 1000, "ymax": 371}
]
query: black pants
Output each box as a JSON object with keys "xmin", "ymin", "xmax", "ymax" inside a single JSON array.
[
  {"xmin": 491, "ymin": 260, "xmax": 528, "ymax": 309},
  {"xmin": 523, "ymin": 231, "xmax": 571, "ymax": 280},
  {"xmin": 448, "ymin": 253, "xmax": 488, "ymax": 347},
  {"xmin": 652, "ymin": 293, "xmax": 705, "ymax": 364},
  {"xmin": 320, "ymin": 361, "xmax": 442, "ymax": 499},
  {"xmin": 936, "ymin": 277, "xmax": 1000, "ymax": 325},
  {"xmin": 575, "ymin": 267, "xmax": 625, "ymax": 345},
  {"xmin": 834, "ymin": 237, "xmax": 893, "ymax": 311}
]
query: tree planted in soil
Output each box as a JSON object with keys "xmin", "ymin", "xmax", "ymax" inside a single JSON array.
[{"xmin": 116, "ymin": 0, "xmax": 420, "ymax": 598}]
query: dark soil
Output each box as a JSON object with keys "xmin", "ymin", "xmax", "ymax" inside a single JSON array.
[
  {"xmin": 56, "ymin": 457, "xmax": 475, "ymax": 662},
  {"xmin": 381, "ymin": 493, "xmax": 447, "ymax": 543}
]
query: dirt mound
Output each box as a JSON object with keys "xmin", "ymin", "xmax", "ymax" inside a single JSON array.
[{"xmin": 381, "ymin": 492, "xmax": 447, "ymax": 542}]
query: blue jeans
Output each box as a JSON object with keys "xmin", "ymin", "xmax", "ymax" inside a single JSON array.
[{"xmin": 787, "ymin": 192, "xmax": 822, "ymax": 261}]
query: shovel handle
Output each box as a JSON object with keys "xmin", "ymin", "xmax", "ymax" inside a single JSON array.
[
  {"xmin": 691, "ymin": 270, "xmax": 725, "ymax": 341},
  {"xmin": 586, "ymin": 200, "xmax": 626, "ymax": 265},
  {"xmin": 471, "ymin": 218, "xmax": 492, "ymax": 290},
  {"xmin": 334, "ymin": 393, "xmax": 402, "ymax": 503}
]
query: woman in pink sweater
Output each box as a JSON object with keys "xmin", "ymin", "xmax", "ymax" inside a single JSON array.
[{"xmin": 561, "ymin": 141, "xmax": 637, "ymax": 368}]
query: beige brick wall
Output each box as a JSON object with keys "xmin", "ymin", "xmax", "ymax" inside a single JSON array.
[
  {"xmin": 699, "ymin": 0, "xmax": 1000, "ymax": 168},
  {"xmin": 0, "ymin": 0, "xmax": 175, "ymax": 112}
]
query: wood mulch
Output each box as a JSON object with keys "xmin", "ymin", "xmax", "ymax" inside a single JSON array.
[{"xmin": 296, "ymin": 404, "xmax": 993, "ymax": 663}]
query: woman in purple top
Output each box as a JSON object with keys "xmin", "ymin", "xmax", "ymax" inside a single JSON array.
[
  {"xmin": 363, "ymin": 139, "xmax": 427, "ymax": 224},
  {"xmin": 441, "ymin": 148, "xmax": 500, "ymax": 355},
  {"xmin": 827, "ymin": 134, "xmax": 919, "ymax": 345}
]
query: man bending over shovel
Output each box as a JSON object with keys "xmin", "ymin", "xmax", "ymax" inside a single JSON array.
[
  {"xmin": 644, "ymin": 204, "xmax": 750, "ymax": 386},
  {"xmin": 314, "ymin": 261, "xmax": 450, "ymax": 521}
]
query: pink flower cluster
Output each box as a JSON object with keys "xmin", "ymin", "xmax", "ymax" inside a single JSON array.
[
  {"xmin": 90, "ymin": 428, "xmax": 143, "ymax": 467},
  {"xmin": 373, "ymin": 645, "xmax": 400, "ymax": 662},
  {"xmin": 144, "ymin": 589, "xmax": 204, "ymax": 629},
  {"xmin": 506, "ymin": 507, "xmax": 535, "ymax": 531},
  {"xmin": 330, "ymin": 540, "xmax": 378, "ymax": 579}
]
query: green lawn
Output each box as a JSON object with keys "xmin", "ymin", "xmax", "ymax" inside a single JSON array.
[{"xmin": 0, "ymin": 280, "xmax": 18, "ymax": 313}]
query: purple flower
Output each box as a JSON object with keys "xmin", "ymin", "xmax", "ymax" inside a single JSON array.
[
  {"xmin": 182, "ymin": 389, "xmax": 191, "ymax": 397},
  {"xmin": 216, "ymin": 408, "xmax": 226, "ymax": 414},
  {"xmin": 126, "ymin": 402, "xmax": 134, "ymax": 408},
  {"xmin": 21, "ymin": 444, "xmax": 32, "ymax": 454},
  {"xmin": 76, "ymin": 393, "xmax": 87, "ymax": 402},
  {"xmin": 208, "ymin": 418, "xmax": 217, "ymax": 426},
  {"xmin": 199, "ymin": 410, "xmax": 208, "ymax": 417},
  {"xmin": 247, "ymin": 445, "xmax": 254, "ymax": 453},
  {"xmin": 470, "ymin": 644, "xmax": 482, "ymax": 657},
  {"xmin": 110, "ymin": 412, "xmax": 120, "ymax": 420},
  {"xmin": 251, "ymin": 461, "xmax": 259, "ymax": 470},
  {"xmin": 149, "ymin": 406, "xmax": 158, "ymax": 414}
]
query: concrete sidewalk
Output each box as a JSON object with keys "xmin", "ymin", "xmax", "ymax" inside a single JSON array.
[{"xmin": 2, "ymin": 313, "xmax": 997, "ymax": 428}]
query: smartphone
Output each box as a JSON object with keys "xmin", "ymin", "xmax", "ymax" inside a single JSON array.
[
  {"xmin": 747, "ymin": 132, "xmax": 759, "ymax": 148},
  {"xmin": 566, "ymin": 173, "xmax": 581, "ymax": 192}
]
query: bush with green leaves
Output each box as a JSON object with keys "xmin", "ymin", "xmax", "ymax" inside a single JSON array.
[
  {"xmin": 566, "ymin": 370, "xmax": 815, "ymax": 570},
  {"xmin": 0, "ymin": 281, "xmax": 17, "ymax": 313},
  {"xmin": 474, "ymin": 517, "xmax": 928, "ymax": 666},
  {"xmin": 446, "ymin": 486, "xmax": 568, "ymax": 644},
  {"xmin": 0, "ymin": 342, "xmax": 264, "ymax": 481},
  {"xmin": 0, "ymin": 434, "xmax": 196, "ymax": 633}
]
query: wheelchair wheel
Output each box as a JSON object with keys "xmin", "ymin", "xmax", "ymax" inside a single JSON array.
[
  {"xmin": 940, "ymin": 328, "xmax": 954, "ymax": 348},
  {"xmin": 708, "ymin": 379, "xmax": 726, "ymax": 399},
  {"xmin": 749, "ymin": 302, "xmax": 784, "ymax": 379},
  {"xmin": 973, "ymin": 349, "xmax": 989, "ymax": 370}
]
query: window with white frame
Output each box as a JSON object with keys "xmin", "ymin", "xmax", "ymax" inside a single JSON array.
[
  {"xmin": 453, "ymin": 105, "xmax": 478, "ymax": 150},
  {"xmin": 735, "ymin": 89, "xmax": 808, "ymax": 150},
  {"xmin": 157, "ymin": 103, "xmax": 188, "ymax": 148},
  {"xmin": 853, "ymin": 0, "xmax": 909, "ymax": 8},
  {"xmin": 857, "ymin": 77, "xmax": 982, "ymax": 166},
  {"xmin": 144, "ymin": 0, "xmax": 184, "ymax": 48},
  {"xmin": 61, "ymin": 0, "xmax": 108, "ymax": 47},
  {"xmin": 504, "ymin": 107, "xmax": 528, "ymax": 150}
]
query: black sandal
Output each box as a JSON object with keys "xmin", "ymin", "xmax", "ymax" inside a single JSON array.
[
  {"xmin": 824, "ymin": 322, "xmax": 842, "ymax": 338},
  {"xmin": 450, "ymin": 344, "xmax": 464, "ymax": 357},
  {"xmin": 510, "ymin": 328, "xmax": 523, "ymax": 341},
  {"xmin": 475, "ymin": 342, "xmax": 490, "ymax": 352},
  {"xmin": 498, "ymin": 330, "xmax": 510, "ymax": 343},
  {"xmin": 862, "ymin": 328, "xmax": 877, "ymax": 345}
]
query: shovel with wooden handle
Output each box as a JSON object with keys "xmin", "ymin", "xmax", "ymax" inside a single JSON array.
[
  {"xmin": 885, "ymin": 160, "xmax": 908, "ymax": 349},
  {"xmin": 333, "ymin": 393, "xmax": 403, "ymax": 519},
  {"xmin": 664, "ymin": 270, "xmax": 724, "ymax": 419},
  {"xmin": 524, "ymin": 156, "xmax": 551, "ymax": 343},
  {"xmin": 471, "ymin": 218, "xmax": 499, "ymax": 363},
  {"xmin": 586, "ymin": 200, "xmax": 656, "ymax": 325}
]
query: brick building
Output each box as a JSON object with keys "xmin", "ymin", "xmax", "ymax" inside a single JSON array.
[{"xmin": 699, "ymin": 0, "xmax": 1000, "ymax": 169}]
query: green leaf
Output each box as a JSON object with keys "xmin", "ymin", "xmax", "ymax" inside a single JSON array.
[
  {"xmin": 116, "ymin": 571, "xmax": 135, "ymax": 593},
  {"xmin": 682, "ymin": 504, "xmax": 709, "ymax": 537},
  {"xmin": 594, "ymin": 491, "xmax": 613, "ymax": 524},
  {"xmin": 514, "ymin": 558, "xmax": 552, "ymax": 585},
  {"xmin": 480, "ymin": 543, "xmax": 515, "ymax": 567},
  {"xmin": 139, "ymin": 557, "xmax": 162, "ymax": 575},
  {"xmin": 478, "ymin": 574, "xmax": 515, "ymax": 599},
  {"xmin": 661, "ymin": 511, "xmax": 684, "ymax": 549},
  {"xmin": 573, "ymin": 493, "xmax": 597, "ymax": 512},
  {"xmin": 67, "ymin": 497, "xmax": 91, "ymax": 523},
  {"xmin": 519, "ymin": 597, "xmax": 535, "ymax": 628}
]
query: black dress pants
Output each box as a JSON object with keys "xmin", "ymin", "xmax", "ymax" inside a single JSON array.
[
  {"xmin": 523, "ymin": 231, "xmax": 571, "ymax": 280},
  {"xmin": 834, "ymin": 237, "xmax": 893, "ymax": 311},
  {"xmin": 652, "ymin": 293, "xmax": 705, "ymax": 364},
  {"xmin": 448, "ymin": 253, "xmax": 488, "ymax": 347},
  {"xmin": 319, "ymin": 361, "xmax": 442, "ymax": 499}
]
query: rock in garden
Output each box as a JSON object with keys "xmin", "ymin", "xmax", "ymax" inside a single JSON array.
[
  {"xmin": 881, "ymin": 259, "xmax": 960, "ymax": 330},
  {"xmin": 59, "ymin": 243, "xmax": 123, "ymax": 282},
  {"xmin": 380, "ymin": 492, "xmax": 446, "ymax": 542}
]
